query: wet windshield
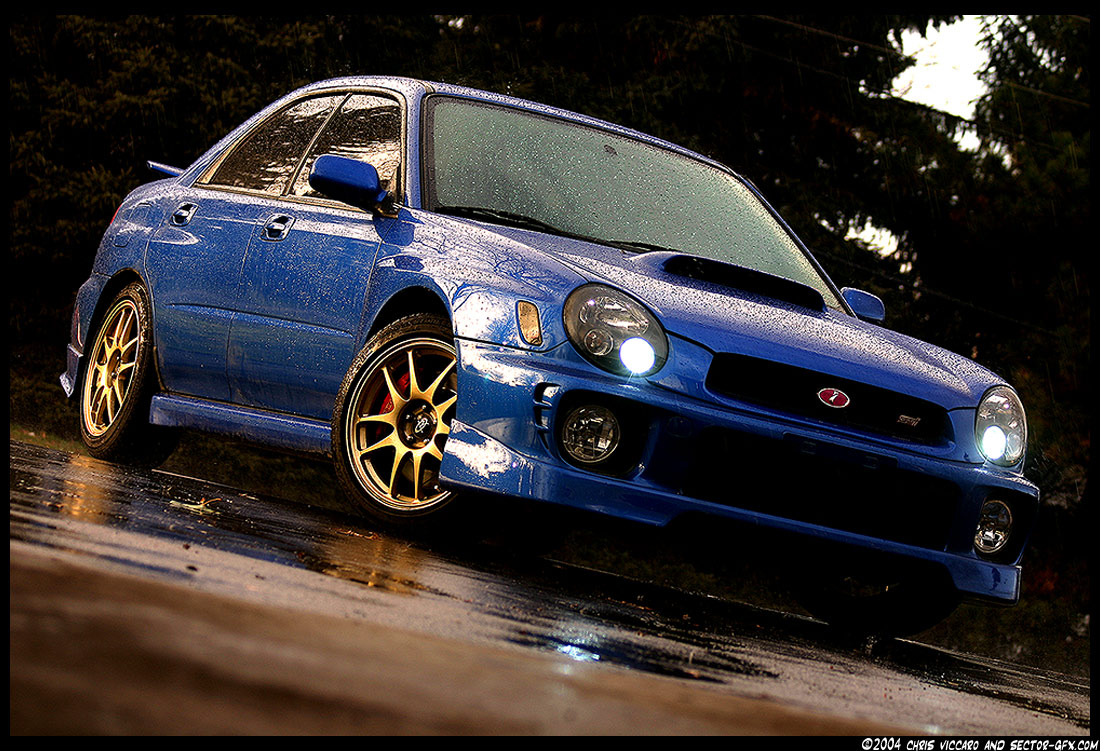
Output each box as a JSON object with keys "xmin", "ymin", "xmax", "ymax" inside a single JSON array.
[{"xmin": 423, "ymin": 96, "xmax": 841, "ymax": 309}]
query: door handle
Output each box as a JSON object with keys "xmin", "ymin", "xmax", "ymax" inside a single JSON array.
[
  {"xmin": 262, "ymin": 215, "xmax": 294, "ymax": 241},
  {"xmin": 170, "ymin": 203, "xmax": 198, "ymax": 226}
]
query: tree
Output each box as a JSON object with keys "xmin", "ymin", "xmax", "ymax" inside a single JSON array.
[
  {"xmin": 427, "ymin": 15, "xmax": 965, "ymax": 291},
  {"xmin": 970, "ymin": 15, "xmax": 1090, "ymax": 501},
  {"xmin": 10, "ymin": 16, "xmax": 444, "ymax": 339}
]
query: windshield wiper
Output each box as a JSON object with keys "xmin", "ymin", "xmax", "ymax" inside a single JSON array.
[
  {"xmin": 603, "ymin": 239, "xmax": 684, "ymax": 254},
  {"xmin": 434, "ymin": 205, "xmax": 685, "ymax": 255},
  {"xmin": 435, "ymin": 205, "xmax": 623, "ymax": 248},
  {"xmin": 434, "ymin": 206, "xmax": 570, "ymax": 236}
]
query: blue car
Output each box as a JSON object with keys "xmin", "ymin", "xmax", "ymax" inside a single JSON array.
[{"xmin": 62, "ymin": 76, "xmax": 1038, "ymax": 634}]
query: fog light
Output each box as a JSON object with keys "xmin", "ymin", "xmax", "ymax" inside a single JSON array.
[
  {"xmin": 974, "ymin": 499, "xmax": 1013, "ymax": 555},
  {"xmin": 561, "ymin": 405, "xmax": 620, "ymax": 464}
]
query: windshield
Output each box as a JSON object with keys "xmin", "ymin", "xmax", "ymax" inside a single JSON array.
[{"xmin": 423, "ymin": 96, "xmax": 841, "ymax": 309}]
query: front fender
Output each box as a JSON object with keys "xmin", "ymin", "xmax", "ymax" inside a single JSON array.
[{"xmin": 364, "ymin": 208, "xmax": 588, "ymax": 352}]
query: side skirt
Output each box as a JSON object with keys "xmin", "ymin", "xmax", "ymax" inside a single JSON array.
[{"xmin": 149, "ymin": 393, "xmax": 331, "ymax": 455}]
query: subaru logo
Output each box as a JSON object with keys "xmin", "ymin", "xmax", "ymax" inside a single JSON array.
[{"xmin": 817, "ymin": 387, "xmax": 850, "ymax": 408}]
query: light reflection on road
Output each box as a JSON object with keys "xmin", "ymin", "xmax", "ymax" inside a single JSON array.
[{"xmin": 9, "ymin": 440, "xmax": 1091, "ymax": 735}]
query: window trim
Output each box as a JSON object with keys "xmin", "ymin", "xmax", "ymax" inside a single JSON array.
[{"xmin": 194, "ymin": 87, "xmax": 408, "ymax": 211}]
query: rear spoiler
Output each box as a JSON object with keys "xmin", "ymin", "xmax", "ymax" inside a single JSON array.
[{"xmin": 147, "ymin": 160, "xmax": 183, "ymax": 178}]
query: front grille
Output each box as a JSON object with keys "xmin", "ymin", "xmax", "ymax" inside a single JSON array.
[
  {"xmin": 680, "ymin": 427, "xmax": 959, "ymax": 550},
  {"xmin": 706, "ymin": 353, "xmax": 952, "ymax": 445}
]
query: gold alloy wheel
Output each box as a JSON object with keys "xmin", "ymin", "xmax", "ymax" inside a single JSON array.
[
  {"xmin": 346, "ymin": 337, "xmax": 458, "ymax": 511},
  {"xmin": 82, "ymin": 298, "xmax": 141, "ymax": 437}
]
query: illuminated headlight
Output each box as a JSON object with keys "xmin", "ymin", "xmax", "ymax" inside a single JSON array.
[
  {"xmin": 975, "ymin": 386, "xmax": 1027, "ymax": 466},
  {"xmin": 974, "ymin": 499, "xmax": 1013, "ymax": 555},
  {"xmin": 563, "ymin": 284, "xmax": 668, "ymax": 377}
]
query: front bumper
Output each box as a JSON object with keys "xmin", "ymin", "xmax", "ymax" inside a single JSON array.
[{"xmin": 440, "ymin": 339, "xmax": 1039, "ymax": 605}]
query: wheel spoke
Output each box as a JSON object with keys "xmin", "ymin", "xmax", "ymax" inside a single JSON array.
[
  {"xmin": 358, "ymin": 430, "xmax": 400, "ymax": 458},
  {"xmin": 119, "ymin": 334, "xmax": 139, "ymax": 356},
  {"xmin": 427, "ymin": 440, "xmax": 444, "ymax": 461},
  {"xmin": 424, "ymin": 360, "xmax": 456, "ymax": 405},
  {"xmin": 386, "ymin": 446, "xmax": 412, "ymax": 496},
  {"xmin": 111, "ymin": 307, "xmax": 130, "ymax": 345},
  {"xmin": 89, "ymin": 383, "xmax": 107, "ymax": 425},
  {"xmin": 433, "ymin": 421, "xmax": 450, "ymax": 441},
  {"xmin": 357, "ymin": 411, "xmax": 397, "ymax": 428},
  {"xmin": 381, "ymin": 365, "xmax": 407, "ymax": 412},
  {"xmin": 434, "ymin": 393, "xmax": 457, "ymax": 416},
  {"xmin": 112, "ymin": 378, "xmax": 126, "ymax": 410},
  {"xmin": 409, "ymin": 451, "xmax": 424, "ymax": 501},
  {"xmin": 404, "ymin": 349, "xmax": 420, "ymax": 399},
  {"xmin": 105, "ymin": 386, "xmax": 117, "ymax": 423}
]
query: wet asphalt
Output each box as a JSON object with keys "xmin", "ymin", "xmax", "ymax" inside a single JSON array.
[{"xmin": 9, "ymin": 440, "xmax": 1090, "ymax": 735}]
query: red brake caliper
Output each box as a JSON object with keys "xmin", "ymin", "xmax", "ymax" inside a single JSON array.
[{"xmin": 376, "ymin": 369, "xmax": 410, "ymax": 440}]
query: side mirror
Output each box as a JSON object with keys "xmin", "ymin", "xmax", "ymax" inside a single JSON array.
[
  {"xmin": 308, "ymin": 154, "xmax": 390, "ymax": 212},
  {"xmin": 841, "ymin": 287, "xmax": 886, "ymax": 324}
]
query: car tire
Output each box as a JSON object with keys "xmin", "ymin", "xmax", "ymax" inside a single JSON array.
[
  {"xmin": 333, "ymin": 313, "xmax": 459, "ymax": 524},
  {"xmin": 79, "ymin": 281, "xmax": 176, "ymax": 465},
  {"xmin": 792, "ymin": 566, "xmax": 960, "ymax": 637}
]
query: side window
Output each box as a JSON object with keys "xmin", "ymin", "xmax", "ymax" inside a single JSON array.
[
  {"xmin": 291, "ymin": 93, "xmax": 402, "ymax": 199},
  {"xmin": 203, "ymin": 94, "xmax": 344, "ymax": 195}
]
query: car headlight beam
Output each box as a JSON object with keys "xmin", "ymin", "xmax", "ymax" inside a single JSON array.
[
  {"xmin": 975, "ymin": 386, "xmax": 1027, "ymax": 466},
  {"xmin": 619, "ymin": 337, "xmax": 656, "ymax": 374},
  {"xmin": 564, "ymin": 284, "xmax": 668, "ymax": 377}
]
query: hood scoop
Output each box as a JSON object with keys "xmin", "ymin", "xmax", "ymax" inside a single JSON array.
[{"xmin": 632, "ymin": 252, "xmax": 826, "ymax": 313}]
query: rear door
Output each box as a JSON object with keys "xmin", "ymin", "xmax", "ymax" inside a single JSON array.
[{"xmin": 146, "ymin": 93, "xmax": 347, "ymax": 402}]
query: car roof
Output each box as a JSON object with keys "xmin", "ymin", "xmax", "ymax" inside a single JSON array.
[
  {"xmin": 291, "ymin": 75, "xmax": 729, "ymax": 173},
  {"xmin": 182, "ymin": 74, "xmax": 735, "ymax": 203}
]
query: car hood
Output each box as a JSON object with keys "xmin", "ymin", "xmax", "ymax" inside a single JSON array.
[{"xmin": 486, "ymin": 226, "xmax": 1001, "ymax": 410}]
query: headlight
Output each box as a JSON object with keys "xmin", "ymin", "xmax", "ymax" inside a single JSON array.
[
  {"xmin": 563, "ymin": 284, "xmax": 668, "ymax": 377},
  {"xmin": 975, "ymin": 386, "xmax": 1027, "ymax": 466}
]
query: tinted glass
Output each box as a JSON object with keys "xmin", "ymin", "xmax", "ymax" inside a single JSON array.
[
  {"xmin": 292, "ymin": 94, "xmax": 402, "ymax": 198},
  {"xmin": 425, "ymin": 97, "xmax": 840, "ymax": 308},
  {"xmin": 206, "ymin": 94, "xmax": 343, "ymax": 195}
]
